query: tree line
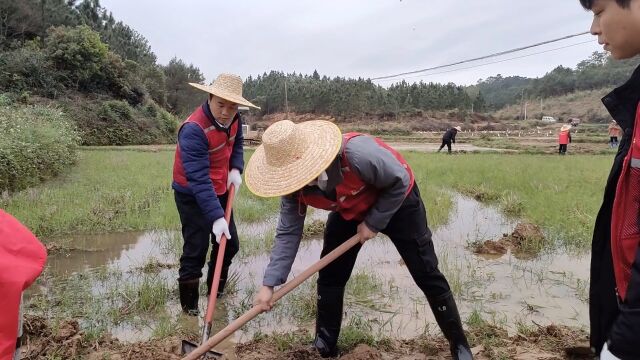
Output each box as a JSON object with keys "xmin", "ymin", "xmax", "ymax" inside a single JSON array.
[{"xmin": 0, "ymin": 0, "xmax": 205, "ymax": 115}]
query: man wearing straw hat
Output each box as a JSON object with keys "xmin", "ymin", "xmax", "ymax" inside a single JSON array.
[
  {"xmin": 246, "ymin": 120, "xmax": 472, "ymax": 359},
  {"xmin": 172, "ymin": 73, "xmax": 259, "ymax": 315},
  {"xmin": 558, "ymin": 124, "xmax": 572, "ymax": 155},
  {"xmin": 437, "ymin": 126, "xmax": 462, "ymax": 154}
]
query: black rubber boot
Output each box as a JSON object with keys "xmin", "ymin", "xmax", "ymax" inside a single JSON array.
[
  {"xmin": 178, "ymin": 279, "xmax": 200, "ymax": 316},
  {"xmin": 312, "ymin": 285, "xmax": 345, "ymax": 358},
  {"xmin": 428, "ymin": 291, "xmax": 473, "ymax": 360},
  {"xmin": 206, "ymin": 265, "xmax": 229, "ymax": 298}
]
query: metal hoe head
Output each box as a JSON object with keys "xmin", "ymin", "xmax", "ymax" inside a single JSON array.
[{"xmin": 181, "ymin": 339, "xmax": 223, "ymax": 359}]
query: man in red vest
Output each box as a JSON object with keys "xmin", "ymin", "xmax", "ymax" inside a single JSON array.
[
  {"xmin": 579, "ymin": 0, "xmax": 640, "ymax": 358},
  {"xmin": 245, "ymin": 120, "xmax": 472, "ymax": 359},
  {"xmin": 172, "ymin": 73, "xmax": 259, "ymax": 315},
  {"xmin": 0, "ymin": 210, "xmax": 47, "ymax": 360}
]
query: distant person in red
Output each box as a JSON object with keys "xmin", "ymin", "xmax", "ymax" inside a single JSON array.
[
  {"xmin": 558, "ymin": 124, "xmax": 572, "ymax": 155},
  {"xmin": 0, "ymin": 210, "xmax": 47, "ymax": 360}
]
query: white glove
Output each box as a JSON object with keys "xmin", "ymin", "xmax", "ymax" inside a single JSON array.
[
  {"xmin": 227, "ymin": 168, "xmax": 242, "ymax": 191},
  {"xmin": 212, "ymin": 218, "xmax": 231, "ymax": 244},
  {"xmin": 601, "ymin": 343, "xmax": 620, "ymax": 360}
]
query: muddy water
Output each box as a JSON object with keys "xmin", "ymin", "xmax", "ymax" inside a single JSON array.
[{"xmin": 38, "ymin": 195, "xmax": 589, "ymax": 350}]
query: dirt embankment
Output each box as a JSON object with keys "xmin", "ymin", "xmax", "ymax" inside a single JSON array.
[{"xmin": 247, "ymin": 111, "xmax": 505, "ymax": 134}]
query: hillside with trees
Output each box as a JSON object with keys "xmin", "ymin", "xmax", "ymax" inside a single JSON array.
[{"xmin": 469, "ymin": 52, "xmax": 640, "ymax": 112}]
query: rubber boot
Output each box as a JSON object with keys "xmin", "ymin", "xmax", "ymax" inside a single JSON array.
[
  {"xmin": 178, "ymin": 279, "xmax": 200, "ymax": 316},
  {"xmin": 206, "ymin": 264, "xmax": 229, "ymax": 298},
  {"xmin": 428, "ymin": 291, "xmax": 473, "ymax": 360},
  {"xmin": 312, "ymin": 285, "xmax": 345, "ymax": 358}
]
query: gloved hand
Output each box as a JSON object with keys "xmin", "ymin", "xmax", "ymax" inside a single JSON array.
[
  {"xmin": 211, "ymin": 217, "xmax": 231, "ymax": 244},
  {"xmin": 601, "ymin": 342, "xmax": 620, "ymax": 360},
  {"xmin": 227, "ymin": 168, "xmax": 242, "ymax": 192}
]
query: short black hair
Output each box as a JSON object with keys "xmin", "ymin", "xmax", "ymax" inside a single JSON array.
[{"xmin": 580, "ymin": 0, "xmax": 632, "ymax": 10}]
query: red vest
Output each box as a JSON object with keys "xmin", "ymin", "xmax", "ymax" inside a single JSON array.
[
  {"xmin": 558, "ymin": 130, "xmax": 570, "ymax": 145},
  {"xmin": 173, "ymin": 105, "xmax": 238, "ymax": 195},
  {"xmin": 611, "ymin": 103, "xmax": 640, "ymax": 301},
  {"xmin": 299, "ymin": 133, "xmax": 415, "ymax": 222}
]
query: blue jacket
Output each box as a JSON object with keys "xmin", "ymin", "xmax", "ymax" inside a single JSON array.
[{"xmin": 172, "ymin": 102, "xmax": 244, "ymax": 227}]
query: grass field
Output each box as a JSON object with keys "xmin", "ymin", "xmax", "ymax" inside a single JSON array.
[
  {"xmin": 404, "ymin": 152, "xmax": 611, "ymax": 251},
  {"xmin": 2, "ymin": 148, "xmax": 612, "ymax": 252}
]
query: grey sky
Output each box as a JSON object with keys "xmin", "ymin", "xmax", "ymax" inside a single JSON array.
[{"xmin": 99, "ymin": 0, "xmax": 601, "ymax": 86}]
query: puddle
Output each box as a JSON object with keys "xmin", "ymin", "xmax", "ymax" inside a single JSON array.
[{"xmin": 32, "ymin": 194, "xmax": 590, "ymax": 348}]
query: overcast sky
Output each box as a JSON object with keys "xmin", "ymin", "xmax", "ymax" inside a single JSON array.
[{"xmin": 99, "ymin": 0, "xmax": 601, "ymax": 86}]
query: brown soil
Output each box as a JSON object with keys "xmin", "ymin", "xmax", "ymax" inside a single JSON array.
[
  {"xmin": 20, "ymin": 315, "xmax": 183, "ymax": 360},
  {"xmin": 236, "ymin": 325, "xmax": 591, "ymax": 360},
  {"xmin": 21, "ymin": 315, "xmax": 591, "ymax": 360},
  {"xmin": 471, "ymin": 222, "xmax": 546, "ymax": 258}
]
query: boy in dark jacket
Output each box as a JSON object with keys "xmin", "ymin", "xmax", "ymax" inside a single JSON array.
[
  {"xmin": 172, "ymin": 73, "xmax": 259, "ymax": 315},
  {"xmin": 579, "ymin": 0, "xmax": 640, "ymax": 358}
]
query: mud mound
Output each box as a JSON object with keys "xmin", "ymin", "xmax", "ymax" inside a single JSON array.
[
  {"xmin": 21, "ymin": 315, "xmax": 184, "ymax": 360},
  {"xmin": 21, "ymin": 316, "xmax": 117, "ymax": 360},
  {"xmin": 339, "ymin": 344, "xmax": 381, "ymax": 360},
  {"xmin": 471, "ymin": 239, "xmax": 508, "ymax": 256},
  {"xmin": 472, "ymin": 222, "xmax": 546, "ymax": 258},
  {"xmin": 509, "ymin": 223, "xmax": 545, "ymax": 248}
]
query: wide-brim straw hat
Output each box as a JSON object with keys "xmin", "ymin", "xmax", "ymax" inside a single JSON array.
[
  {"xmin": 189, "ymin": 73, "xmax": 260, "ymax": 109},
  {"xmin": 245, "ymin": 120, "xmax": 342, "ymax": 197},
  {"xmin": 560, "ymin": 124, "xmax": 572, "ymax": 132},
  {"xmin": 454, "ymin": 126, "xmax": 462, "ymax": 131}
]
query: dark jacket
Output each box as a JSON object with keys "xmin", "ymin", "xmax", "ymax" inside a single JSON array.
[
  {"xmin": 171, "ymin": 102, "xmax": 244, "ymax": 226},
  {"xmin": 442, "ymin": 128, "xmax": 458, "ymax": 143},
  {"xmin": 590, "ymin": 65, "xmax": 640, "ymax": 358}
]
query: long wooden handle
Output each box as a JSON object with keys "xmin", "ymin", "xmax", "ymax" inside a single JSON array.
[
  {"xmin": 204, "ymin": 185, "xmax": 236, "ymax": 324},
  {"xmin": 181, "ymin": 234, "xmax": 361, "ymax": 360}
]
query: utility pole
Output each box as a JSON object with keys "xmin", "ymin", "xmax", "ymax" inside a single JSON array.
[
  {"xmin": 524, "ymin": 101, "xmax": 528, "ymax": 121},
  {"xmin": 284, "ymin": 78, "xmax": 289, "ymax": 119},
  {"xmin": 520, "ymin": 89, "xmax": 525, "ymax": 121}
]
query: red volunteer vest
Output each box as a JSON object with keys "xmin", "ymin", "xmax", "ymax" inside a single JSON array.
[
  {"xmin": 611, "ymin": 103, "xmax": 640, "ymax": 301},
  {"xmin": 558, "ymin": 130, "xmax": 570, "ymax": 145},
  {"xmin": 299, "ymin": 133, "xmax": 415, "ymax": 222},
  {"xmin": 0, "ymin": 210, "xmax": 47, "ymax": 359},
  {"xmin": 173, "ymin": 105, "xmax": 238, "ymax": 195}
]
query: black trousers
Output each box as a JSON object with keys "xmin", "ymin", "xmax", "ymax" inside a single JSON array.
[
  {"xmin": 559, "ymin": 144, "xmax": 568, "ymax": 154},
  {"xmin": 438, "ymin": 140, "xmax": 452, "ymax": 153},
  {"xmin": 174, "ymin": 190, "xmax": 239, "ymax": 283},
  {"xmin": 318, "ymin": 184, "xmax": 450, "ymax": 297}
]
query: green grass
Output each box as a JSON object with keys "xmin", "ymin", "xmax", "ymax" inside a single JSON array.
[
  {"xmin": 1, "ymin": 149, "xmax": 279, "ymax": 244},
  {"xmin": 4, "ymin": 148, "xmax": 610, "ymax": 252},
  {"xmin": 405, "ymin": 152, "xmax": 611, "ymax": 251}
]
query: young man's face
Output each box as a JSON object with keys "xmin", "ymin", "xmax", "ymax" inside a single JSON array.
[
  {"xmin": 209, "ymin": 95, "xmax": 238, "ymax": 126},
  {"xmin": 589, "ymin": 0, "xmax": 640, "ymax": 59}
]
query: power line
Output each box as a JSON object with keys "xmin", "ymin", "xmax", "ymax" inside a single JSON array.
[
  {"xmin": 374, "ymin": 39, "xmax": 594, "ymax": 83},
  {"xmin": 370, "ymin": 31, "xmax": 591, "ymax": 81}
]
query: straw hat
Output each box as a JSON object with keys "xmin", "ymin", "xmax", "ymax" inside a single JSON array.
[
  {"xmin": 454, "ymin": 126, "xmax": 462, "ymax": 131},
  {"xmin": 189, "ymin": 73, "xmax": 260, "ymax": 109},
  {"xmin": 560, "ymin": 124, "xmax": 572, "ymax": 132},
  {"xmin": 245, "ymin": 120, "xmax": 342, "ymax": 197}
]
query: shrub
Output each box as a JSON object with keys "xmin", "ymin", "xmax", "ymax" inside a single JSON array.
[{"xmin": 0, "ymin": 104, "xmax": 80, "ymax": 192}]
